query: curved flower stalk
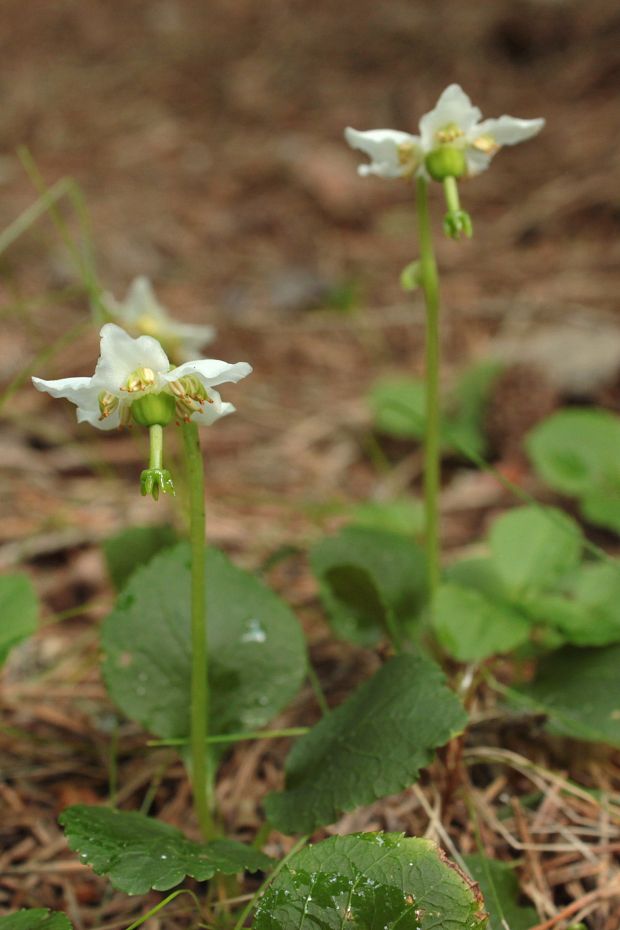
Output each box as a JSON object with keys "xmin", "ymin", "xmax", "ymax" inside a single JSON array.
[
  {"xmin": 345, "ymin": 83, "xmax": 544, "ymax": 184},
  {"xmin": 344, "ymin": 85, "xmax": 544, "ymax": 599},
  {"xmin": 33, "ymin": 322, "xmax": 251, "ymax": 499},
  {"xmin": 103, "ymin": 276, "xmax": 216, "ymax": 362}
]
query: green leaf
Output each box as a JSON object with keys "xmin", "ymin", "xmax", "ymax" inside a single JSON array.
[
  {"xmin": 310, "ymin": 527, "xmax": 427, "ymax": 646},
  {"xmin": 349, "ymin": 498, "xmax": 425, "ymax": 538},
  {"xmin": 0, "ymin": 573, "xmax": 38, "ymax": 665},
  {"xmin": 0, "ymin": 912, "xmax": 73, "ymax": 930},
  {"xmin": 59, "ymin": 805, "xmax": 270, "ymax": 895},
  {"xmin": 509, "ymin": 644, "xmax": 620, "ymax": 745},
  {"xmin": 489, "ymin": 506, "xmax": 582, "ymax": 595},
  {"xmin": 265, "ymin": 654, "xmax": 467, "ymax": 834},
  {"xmin": 581, "ymin": 486, "xmax": 620, "ymax": 533},
  {"xmin": 369, "ymin": 378, "xmax": 426, "ymax": 440},
  {"xmin": 400, "ymin": 260, "xmax": 422, "ymax": 292},
  {"xmin": 444, "ymin": 558, "xmax": 507, "ymax": 601},
  {"xmin": 464, "ymin": 855, "xmax": 536, "ymax": 930},
  {"xmin": 253, "ymin": 832, "xmax": 487, "ymax": 930},
  {"xmin": 433, "ymin": 583, "xmax": 531, "ymax": 662},
  {"xmin": 445, "ymin": 361, "xmax": 502, "ymax": 458},
  {"xmin": 103, "ymin": 524, "xmax": 178, "ymax": 591},
  {"xmin": 527, "ymin": 408, "xmax": 620, "ymax": 497},
  {"xmin": 102, "ymin": 544, "xmax": 306, "ymax": 739}
]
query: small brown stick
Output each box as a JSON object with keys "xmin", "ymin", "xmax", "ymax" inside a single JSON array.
[
  {"xmin": 511, "ymin": 798, "xmax": 554, "ymax": 918},
  {"xmin": 527, "ymin": 877, "xmax": 620, "ymax": 930}
]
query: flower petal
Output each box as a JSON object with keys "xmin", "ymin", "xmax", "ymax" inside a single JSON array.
[
  {"xmin": 91, "ymin": 323, "xmax": 170, "ymax": 393},
  {"xmin": 345, "ymin": 127, "xmax": 420, "ymax": 178},
  {"xmin": 32, "ymin": 375, "xmax": 94, "ymax": 404},
  {"xmin": 472, "ymin": 115, "xmax": 545, "ymax": 146},
  {"xmin": 419, "ymin": 83, "xmax": 482, "ymax": 149},
  {"xmin": 190, "ymin": 389, "xmax": 236, "ymax": 426},
  {"xmin": 165, "ymin": 359, "xmax": 252, "ymax": 388},
  {"xmin": 32, "ymin": 375, "xmax": 119, "ymax": 430},
  {"xmin": 77, "ymin": 404, "xmax": 121, "ymax": 431}
]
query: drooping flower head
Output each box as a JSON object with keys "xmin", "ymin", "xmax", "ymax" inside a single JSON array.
[
  {"xmin": 32, "ymin": 323, "xmax": 251, "ymax": 431},
  {"xmin": 102, "ymin": 277, "xmax": 216, "ymax": 363},
  {"xmin": 345, "ymin": 84, "xmax": 544, "ymax": 182}
]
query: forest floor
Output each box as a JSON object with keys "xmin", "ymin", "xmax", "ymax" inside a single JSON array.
[{"xmin": 2, "ymin": 1, "xmax": 620, "ymax": 927}]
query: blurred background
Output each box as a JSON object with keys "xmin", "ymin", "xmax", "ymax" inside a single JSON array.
[{"xmin": 1, "ymin": 0, "xmax": 620, "ymax": 572}]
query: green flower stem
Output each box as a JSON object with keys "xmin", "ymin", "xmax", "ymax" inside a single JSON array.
[
  {"xmin": 181, "ymin": 421, "xmax": 216, "ymax": 841},
  {"xmin": 149, "ymin": 424, "xmax": 164, "ymax": 469},
  {"xmin": 415, "ymin": 176, "xmax": 441, "ymax": 597},
  {"xmin": 443, "ymin": 176, "xmax": 461, "ymax": 214}
]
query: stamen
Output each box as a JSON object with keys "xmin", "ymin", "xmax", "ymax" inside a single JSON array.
[
  {"xmin": 98, "ymin": 391, "xmax": 119, "ymax": 420},
  {"xmin": 471, "ymin": 133, "xmax": 499, "ymax": 155},
  {"xmin": 435, "ymin": 123, "xmax": 464, "ymax": 144},
  {"xmin": 122, "ymin": 367, "xmax": 156, "ymax": 393}
]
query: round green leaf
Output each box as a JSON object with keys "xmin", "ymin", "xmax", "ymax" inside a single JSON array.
[
  {"xmin": 0, "ymin": 912, "xmax": 72, "ymax": 930},
  {"xmin": 489, "ymin": 506, "xmax": 582, "ymax": 595},
  {"xmin": 253, "ymin": 833, "xmax": 487, "ymax": 930},
  {"xmin": 103, "ymin": 524, "xmax": 178, "ymax": 591},
  {"xmin": 59, "ymin": 805, "xmax": 270, "ymax": 895},
  {"xmin": 0, "ymin": 573, "xmax": 38, "ymax": 665},
  {"xmin": 369, "ymin": 378, "xmax": 426, "ymax": 440},
  {"xmin": 509, "ymin": 644, "xmax": 620, "ymax": 745},
  {"xmin": 265, "ymin": 654, "xmax": 467, "ymax": 834},
  {"xmin": 527, "ymin": 408, "xmax": 620, "ymax": 497},
  {"xmin": 102, "ymin": 544, "xmax": 306, "ymax": 739},
  {"xmin": 310, "ymin": 526, "xmax": 427, "ymax": 646},
  {"xmin": 433, "ymin": 583, "xmax": 531, "ymax": 661}
]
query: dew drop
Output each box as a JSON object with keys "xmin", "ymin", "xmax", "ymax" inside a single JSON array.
[{"xmin": 241, "ymin": 618, "xmax": 267, "ymax": 644}]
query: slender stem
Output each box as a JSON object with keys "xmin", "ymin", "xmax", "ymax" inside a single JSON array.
[
  {"xmin": 306, "ymin": 662, "xmax": 329, "ymax": 716},
  {"xmin": 443, "ymin": 176, "xmax": 461, "ymax": 214},
  {"xmin": 181, "ymin": 421, "xmax": 216, "ymax": 840},
  {"xmin": 149, "ymin": 424, "xmax": 164, "ymax": 469},
  {"xmin": 146, "ymin": 727, "xmax": 309, "ymax": 747},
  {"xmin": 415, "ymin": 176, "xmax": 442, "ymax": 596}
]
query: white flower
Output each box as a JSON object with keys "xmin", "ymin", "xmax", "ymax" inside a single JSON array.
[
  {"xmin": 32, "ymin": 323, "xmax": 251, "ymax": 431},
  {"xmin": 103, "ymin": 277, "xmax": 216, "ymax": 362},
  {"xmin": 345, "ymin": 84, "xmax": 544, "ymax": 180}
]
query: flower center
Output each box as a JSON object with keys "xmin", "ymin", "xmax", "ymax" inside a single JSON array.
[
  {"xmin": 435, "ymin": 123, "xmax": 464, "ymax": 145},
  {"xmin": 122, "ymin": 367, "xmax": 157, "ymax": 393},
  {"xmin": 168, "ymin": 374, "xmax": 214, "ymax": 421}
]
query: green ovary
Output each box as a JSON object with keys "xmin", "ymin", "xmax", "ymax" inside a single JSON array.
[{"xmin": 131, "ymin": 392, "xmax": 176, "ymax": 427}]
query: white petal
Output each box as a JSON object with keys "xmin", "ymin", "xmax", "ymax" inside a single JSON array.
[
  {"xmin": 91, "ymin": 323, "xmax": 170, "ymax": 393},
  {"xmin": 419, "ymin": 83, "xmax": 482, "ymax": 149},
  {"xmin": 472, "ymin": 115, "xmax": 545, "ymax": 146},
  {"xmin": 165, "ymin": 359, "xmax": 252, "ymax": 388},
  {"xmin": 191, "ymin": 390, "xmax": 236, "ymax": 426},
  {"xmin": 345, "ymin": 127, "xmax": 419, "ymax": 179},
  {"xmin": 464, "ymin": 148, "xmax": 492, "ymax": 177},
  {"xmin": 32, "ymin": 375, "xmax": 94, "ymax": 404},
  {"xmin": 77, "ymin": 404, "xmax": 121, "ymax": 431},
  {"xmin": 32, "ymin": 375, "xmax": 116, "ymax": 430}
]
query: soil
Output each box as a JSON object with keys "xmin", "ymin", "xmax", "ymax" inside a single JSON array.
[{"xmin": 1, "ymin": 1, "xmax": 620, "ymax": 928}]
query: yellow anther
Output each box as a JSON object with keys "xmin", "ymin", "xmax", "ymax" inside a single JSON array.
[
  {"xmin": 435, "ymin": 123, "xmax": 464, "ymax": 144},
  {"xmin": 98, "ymin": 391, "xmax": 119, "ymax": 420},
  {"xmin": 471, "ymin": 133, "xmax": 499, "ymax": 155},
  {"xmin": 123, "ymin": 367, "xmax": 156, "ymax": 393},
  {"xmin": 397, "ymin": 141, "xmax": 421, "ymax": 178}
]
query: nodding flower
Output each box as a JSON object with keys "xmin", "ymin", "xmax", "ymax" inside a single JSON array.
[
  {"xmin": 33, "ymin": 323, "xmax": 251, "ymax": 431},
  {"xmin": 345, "ymin": 84, "xmax": 544, "ymax": 182}
]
